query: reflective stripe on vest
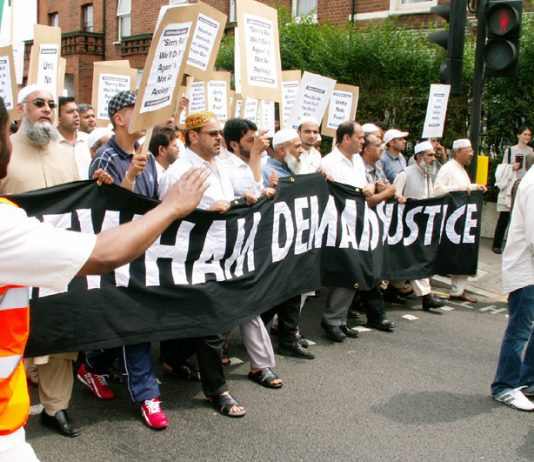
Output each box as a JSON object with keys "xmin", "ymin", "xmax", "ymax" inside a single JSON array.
[{"xmin": 0, "ymin": 355, "xmax": 22, "ymax": 379}]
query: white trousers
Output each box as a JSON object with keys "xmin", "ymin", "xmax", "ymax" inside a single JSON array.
[
  {"xmin": 0, "ymin": 429, "xmax": 39, "ymax": 462},
  {"xmin": 411, "ymin": 278, "xmax": 431, "ymax": 297},
  {"xmin": 451, "ymin": 275, "xmax": 468, "ymax": 296},
  {"xmin": 239, "ymin": 316, "xmax": 275, "ymax": 369}
]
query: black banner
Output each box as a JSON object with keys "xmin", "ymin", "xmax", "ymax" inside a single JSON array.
[{"xmin": 4, "ymin": 174, "xmax": 483, "ymax": 356}]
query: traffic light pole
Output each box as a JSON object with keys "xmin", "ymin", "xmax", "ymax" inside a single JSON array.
[{"xmin": 468, "ymin": 0, "xmax": 488, "ymax": 179}]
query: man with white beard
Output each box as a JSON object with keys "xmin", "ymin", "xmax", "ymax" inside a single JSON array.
[
  {"xmin": 261, "ymin": 129, "xmax": 303, "ymax": 185},
  {"xmin": 393, "ymin": 141, "xmax": 447, "ymax": 312}
]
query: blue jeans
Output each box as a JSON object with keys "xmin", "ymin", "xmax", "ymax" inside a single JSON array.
[{"xmin": 491, "ymin": 285, "xmax": 534, "ymax": 395}]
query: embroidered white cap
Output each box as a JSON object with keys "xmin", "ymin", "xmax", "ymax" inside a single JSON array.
[
  {"xmin": 452, "ymin": 138, "xmax": 472, "ymax": 150},
  {"xmin": 414, "ymin": 141, "xmax": 434, "ymax": 155},
  {"xmin": 17, "ymin": 84, "xmax": 54, "ymax": 104},
  {"xmin": 273, "ymin": 128, "xmax": 300, "ymax": 148}
]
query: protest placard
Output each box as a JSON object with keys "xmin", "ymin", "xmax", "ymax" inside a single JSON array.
[
  {"xmin": 28, "ymin": 25, "xmax": 61, "ymax": 99},
  {"xmin": 286, "ymin": 71, "xmax": 336, "ymax": 129},
  {"xmin": 422, "ymin": 84, "xmax": 451, "ymax": 139},
  {"xmin": 130, "ymin": 5, "xmax": 196, "ymax": 133},
  {"xmin": 322, "ymin": 83, "xmax": 359, "ymax": 138},
  {"xmin": 234, "ymin": 95, "xmax": 243, "ymax": 118},
  {"xmin": 92, "ymin": 61, "xmax": 136, "ymax": 127},
  {"xmin": 189, "ymin": 80, "xmax": 207, "ymax": 114},
  {"xmin": 236, "ymin": 0, "xmax": 282, "ymax": 102},
  {"xmin": 206, "ymin": 71, "xmax": 230, "ymax": 122},
  {"xmin": 0, "ymin": 46, "xmax": 18, "ymax": 118},
  {"xmin": 259, "ymin": 100, "xmax": 275, "ymax": 136},
  {"xmin": 184, "ymin": 2, "xmax": 227, "ymax": 80},
  {"xmin": 241, "ymin": 96, "xmax": 259, "ymax": 124},
  {"xmin": 281, "ymin": 70, "xmax": 301, "ymax": 128}
]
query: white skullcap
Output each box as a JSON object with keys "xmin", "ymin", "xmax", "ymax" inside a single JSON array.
[
  {"xmin": 452, "ymin": 138, "xmax": 471, "ymax": 150},
  {"xmin": 298, "ymin": 116, "xmax": 320, "ymax": 127},
  {"xmin": 362, "ymin": 123, "xmax": 380, "ymax": 135},
  {"xmin": 383, "ymin": 129, "xmax": 409, "ymax": 145},
  {"xmin": 414, "ymin": 141, "xmax": 434, "ymax": 155},
  {"xmin": 273, "ymin": 128, "xmax": 299, "ymax": 148},
  {"xmin": 87, "ymin": 127, "xmax": 113, "ymax": 149},
  {"xmin": 17, "ymin": 84, "xmax": 54, "ymax": 104}
]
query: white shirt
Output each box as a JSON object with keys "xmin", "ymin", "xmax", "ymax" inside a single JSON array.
[
  {"xmin": 320, "ymin": 147, "xmax": 367, "ymax": 188},
  {"xmin": 58, "ymin": 131, "xmax": 92, "ymax": 180},
  {"xmin": 502, "ymin": 167, "xmax": 534, "ymax": 293},
  {"xmin": 219, "ymin": 154, "xmax": 262, "ymax": 197},
  {"xmin": 154, "ymin": 160, "xmax": 166, "ymax": 185},
  {"xmin": 0, "ymin": 202, "xmax": 96, "ymax": 290},
  {"xmin": 159, "ymin": 148, "xmax": 235, "ymax": 209},
  {"xmin": 432, "ymin": 159, "xmax": 479, "ymax": 196},
  {"xmin": 300, "ymin": 146, "xmax": 322, "ymax": 173}
]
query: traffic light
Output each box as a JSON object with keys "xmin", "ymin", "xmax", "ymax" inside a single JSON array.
[
  {"xmin": 428, "ymin": 0, "xmax": 467, "ymax": 95},
  {"xmin": 484, "ymin": 0, "xmax": 523, "ymax": 77}
]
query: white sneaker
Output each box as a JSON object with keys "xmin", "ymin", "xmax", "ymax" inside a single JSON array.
[{"xmin": 493, "ymin": 387, "xmax": 534, "ymax": 411}]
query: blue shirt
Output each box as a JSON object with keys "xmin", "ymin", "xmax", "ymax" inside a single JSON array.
[
  {"xmin": 89, "ymin": 136, "xmax": 158, "ymax": 199},
  {"xmin": 262, "ymin": 157, "xmax": 294, "ymax": 186},
  {"xmin": 377, "ymin": 150, "xmax": 406, "ymax": 183}
]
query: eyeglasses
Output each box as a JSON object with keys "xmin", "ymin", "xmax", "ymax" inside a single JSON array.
[
  {"xmin": 24, "ymin": 98, "xmax": 57, "ymax": 110},
  {"xmin": 199, "ymin": 129, "xmax": 223, "ymax": 137}
]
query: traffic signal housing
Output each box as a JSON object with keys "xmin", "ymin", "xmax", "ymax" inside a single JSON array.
[
  {"xmin": 428, "ymin": 0, "xmax": 467, "ymax": 95},
  {"xmin": 484, "ymin": 0, "xmax": 523, "ymax": 77}
]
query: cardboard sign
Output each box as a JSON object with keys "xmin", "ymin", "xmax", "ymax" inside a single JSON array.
[
  {"xmin": 234, "ymin": 95, "xmax": 243, "ymax": 118},
  {"xmin": 422, "ymin": 84, "xmax": 451, "ymax": 139},
  {"xmin": 0, "ymin": 46, "xmax": 18, "ymax": 118},
  {"xmin": 236, "ymin": 0, "xmax": 282, "ymax": 102},
  {"xmin": 234, "ymin": 27, "xmax": 242, "ymax": 95},
  {"xmin": 189, "ymin": 80, "xmax": 207, "ymax": 114},
  {"xmin": 130, "ymin": 5, "xmax": 197, "ymax": 133},
  {"xmin": 12, "ymin": 42, "xmax": 24, "ymax": 85},
  {"xmin": 184, "ymin": 2, "xmax": 227, "ymax": 80},
  {"xmin": 241, "ymin": 96, "xmax": 259, "ymax": 124},
  {"xmin": 322, "ymin": 84, "xmax": 359, "ymax": 138},
  {"xmin": 92, "ymin": 61, "xmax": 136, "ymax": 127},
  {"xmin": 206, "ymin": 71, "xmax": 230, "ymax": 122},
  {"xmin": 286, "ymin": 71, "xmax": 336, "ymax": 129},
  {"xmin": 259, "ymin": 100, "xmax": 275, "ymax": 136},
  {"xmin": 281, "ymin": 70, "xmax": 301, "ymax": 129},
  {"xmin": 28, "ymin": 25, "xmax": 62, "ymax": 100}
]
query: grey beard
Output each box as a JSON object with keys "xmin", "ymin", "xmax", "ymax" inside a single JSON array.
[
  {"xmin": 20, "ymin": 118, "xmax": 59, "ymax": 147},
  {"xmin": 285, "ymin": 153, "xmax": 303, "ymax": 174},
  {"xmin": 420, "ymin": 160, "xmax": 437, "ymax": 176}
]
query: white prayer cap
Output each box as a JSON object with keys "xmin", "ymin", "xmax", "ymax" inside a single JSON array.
[
  {"xmin": 414, "ymin": 141, "xmax": 434, "ymax": 155},
  {"xmin": 362, "ymin": 123, "xmax": 380, "ymax": 135},
  {"xmin": 383, "ymin": 129, "xmax": 409, "ymax": 145},
  {"xmin": 87, "ymin": 127, "xmax": 113, "ymax": 149},
  {"xmin": 298, "ymin": 116, "xmax": 320, "ymax": 128},
  {"xmin": 452, "ymin": 138, "xmax": 472, "ymax": 150},
  {"xmin": 17, "ymin": 84, "xmax": 54, "ymax": 104},
  {"xmin": 273, "ymin": 128, "xmax": 299, "ymax": 148}
]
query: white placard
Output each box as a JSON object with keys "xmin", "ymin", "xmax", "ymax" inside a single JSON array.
[
  {"xmin": 286, "ymin": 71, "xmax": 337, "ymax": 129},
  {"xmin": 326, "ymin": 90, "xmax": 353, "ymax": 131},
  {"xmin": 139, "ymin": 22, "xmax": 192, "ymax": 114},
  {"xmin": 282, "ymin": 79, "xmax": 299, "ymax": 128},
  {"xmin": 207, "ymin": 80, "xmax": 228, "ymax": 122},
  {"xmin": 97, "ymin": 73, "xmax": 132, "ymax": 120},
  {"xmin": 234, "ymin": 27, "xmax": 242, "ymax": 95},
  {"xmin": 234, "ymin": 98, "xmax": 242, "ymax": 118},
  {"xmin": 422, "ymin": 84, "xmax": 451, "ymax": 139},
  {"xmin": 37, "ymin": 44, "xmax": 59, "ymax": 98},
  {"xmin": 12, "ymin": 42, "xmax": 24, "ymax": 85},
  {"xmin": 260, "ymin": 100, "xmax": 275, "ymax": 137},
  {"xmin": 243, "ymin": 97, "xmax": 259, "ymax": 124},
  {"xmin": 189, "ymin": 81, "xmax": 206, "ymax": 113},
  {"xmin": 187, "ymin": 13, "xmax": 221, "ymax": 72},
  {"xmin": 242, "ymin": 14, "xmax": 278, "ymax": 89},
  {"xmin": 0, "ymin": 55, "xmax": 14, "ymax": 110}
]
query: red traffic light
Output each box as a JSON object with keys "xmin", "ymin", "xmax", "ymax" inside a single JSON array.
[{"xmin": 486, "ymin": 3, "xmax": 520, "ymax": 36}]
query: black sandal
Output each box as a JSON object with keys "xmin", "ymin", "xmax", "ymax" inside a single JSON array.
[
  {"xmin": 248, "ymin": 368, "xmax": 283, "ymax": 389},
  {"xmin": 209, "ymin": 393, "xmax": 246, "ymax": 418}
]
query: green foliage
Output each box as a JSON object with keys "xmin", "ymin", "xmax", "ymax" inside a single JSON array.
[{"xmin": 216, "ymin": 7, "xmax": 534, "ymax": 199}]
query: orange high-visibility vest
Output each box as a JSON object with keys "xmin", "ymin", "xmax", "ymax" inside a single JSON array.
[{"xmin": 0, "ymin": 197, "xmax": 30, "ymax": 436}]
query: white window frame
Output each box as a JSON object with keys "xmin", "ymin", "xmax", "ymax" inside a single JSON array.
[
  {"xmin": 229, "ymin": 0, "xmax": 236, "ymax": 23},
  {"xmin": 49, "ymin": 12, "xmax": 59, "ymax": 27},
  {"xmin": 117, "ymin": 0, "xmax": 132, "ymax": 41},
  {"xmin": 292, "ymin": 0, "xmax": 318, "ymax": 23},
  {"xmin": 82, "ymin": 4, "xmax": 94, "ymax": 32},
  {"xmin": 389, "ymin": 0, "xmax": 438, "ymax": 15}
]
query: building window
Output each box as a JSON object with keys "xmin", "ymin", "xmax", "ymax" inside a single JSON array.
[
  {"xmin": 389, "ymin": 0, "xmax": 437, "ymax": 15},
  {"xmin": 117, "ymin": 0, "xmax": 132, "ymax": 40},
  {"xmin": 82, "ymin": 4, "xmax": 94, "ymax": 32},
  {"xmin": 48, "ymin": 12, "xmax": 59, "ymax": 27},
  {"xmin": 229, "ymin": 0, "xmax": 236, "ymax": 23},
  {"xmin": 292, "ymin": 0, "xmax": 317, "ymax": 18}
]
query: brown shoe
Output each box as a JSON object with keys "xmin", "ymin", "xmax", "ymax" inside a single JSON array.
[{"xmin": 450, "ymin": 292, "xmax": 478, "ymax": 303}]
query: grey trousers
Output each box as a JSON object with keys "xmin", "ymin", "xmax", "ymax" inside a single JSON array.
[
  {"xmin": 239, "ymin": 316, "xmax": 275, "ymax": 369},
  {"xmin": 322, "ymin": 287, "xmax": 355, "ymax": 326}
]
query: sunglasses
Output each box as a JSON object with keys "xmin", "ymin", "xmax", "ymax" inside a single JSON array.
[
  {"xmin": 24, "ymin": 98, "xmax": 57, "ymax": 110},
  {"xmin": 199, "ymin": 129, "xmax": 223, "ymax": 137}
]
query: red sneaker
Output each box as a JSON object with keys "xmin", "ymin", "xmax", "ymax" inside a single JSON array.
[
  {"xmin": 77, "ymin": 363, "xmax": 115, "ymax": 400},
  {"xmin": 140, "ymin": 398, "xmax": 169, "ymax": 430}
]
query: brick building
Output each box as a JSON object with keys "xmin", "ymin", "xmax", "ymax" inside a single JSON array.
[{"xmin": 30, "ymin": 0, "xmax": 519, "ymax": 103}]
